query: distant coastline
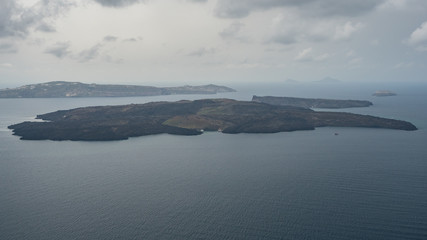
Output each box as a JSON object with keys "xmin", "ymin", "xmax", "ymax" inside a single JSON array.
[{"xmin": 0, "ymin": 81, "xmax": 236, "ymax": 98}]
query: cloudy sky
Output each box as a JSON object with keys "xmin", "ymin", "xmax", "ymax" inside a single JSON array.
[{"xmin": 0, "ymin": 0, "xmax": 426, "ymax": 87}]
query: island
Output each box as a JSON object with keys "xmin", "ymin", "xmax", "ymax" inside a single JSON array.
[
  {"xmin": 8, "ymin": 99, "xmax": 417, "ymax": 141},
  {"xmin": 252, "ymin": 96, "xmax": 373, "ymax": 109},
  {"xmin": 0, "ymin": 81, "xmax": 236, "ymax": 98},
  {"xmin": 373, "ymin": 91, "xmax": 397, "ymax": 97}
]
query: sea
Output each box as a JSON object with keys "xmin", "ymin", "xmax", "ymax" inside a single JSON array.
[{"xmin": 1, "ymin": 82, "xmax": 426, "ymax": 240}]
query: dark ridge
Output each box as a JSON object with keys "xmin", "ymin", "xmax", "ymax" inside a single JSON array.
[{"xmin": 252, "ymin": 95, "xmax": 373, "ymax": 109}]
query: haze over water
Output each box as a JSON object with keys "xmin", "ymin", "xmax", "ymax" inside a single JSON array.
[{"xmin": 1, "ymin": 82, "xmax": 426, "ymax": 239}]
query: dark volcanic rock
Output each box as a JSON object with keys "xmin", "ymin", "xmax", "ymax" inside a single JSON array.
[
  {"xmin": 8, "ymin": 99, "xmax": 417, "ymax": 141},
  {"xmin": 252, "ymin": 95, "xmax": 373, "ymax": 109}
]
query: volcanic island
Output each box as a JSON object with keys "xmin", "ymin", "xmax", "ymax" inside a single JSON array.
[{"xmin": 9, "ymin": 98, "xmax": 417, "ymax": 141}]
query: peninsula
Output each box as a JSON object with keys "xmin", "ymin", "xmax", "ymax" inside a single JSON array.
[
  {"xmin": 0, "ymin": 81, "xmax": 236, "ymax": 98},
  {"xmin": 9, "ymin": 99, "xmax": 417, "ymax": 141},
  {"xmin": 252, "ymin": 95, "xmax": 373, "ymax": 109}
]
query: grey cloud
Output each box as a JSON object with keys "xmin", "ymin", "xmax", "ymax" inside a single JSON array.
[
  {"xmin": 187, "ymin": 47, "xmax": 216, "ymax": 57},
  {"xmin": 0, "ymin": 0, "xmax": 26, "ymax": 38},
  {"xmin": 79, "ymin": 44, "xmax": 103, "ymax": 62},
  {"xmin": 308, "ymin": 1, "xmax": 385, "ymax": 17},
  {"xmin": 0, "ymin": 63, "xmax": 13, "ymax": 68},
  {"xmin": 0, "ymin": 0, "xmax": 75, "ymax": 39},
  {"xmin": 406, "ymin": 21, "xmax": 427, "ymax": 51},
  {"xmin": 104, "ymin": 35, "xmax": 118, "ymax": 42},
  {"xmin": 271, "ymin": 35, "xmax": 298, "ymax": 45},
  {"xmin": 36, "ymin": 22, "xmax": 56, "ymax": 33},
  {"xmin": 295, "ymin": 47, "xmax": 330, "ymax": 62},
  {"xmin": 214, "ymin": 0, "xmax": 385, "ymax": 18},
  {"xmin": 0, "ymin": 42, "xmax": 18, "ymax": 53},
  {"xmin": 44, "ymin": 42, "xmax": 71, "ymax": 58},
  {"xmin": 123, "ymin": 37, "xmax": 143, "ymax": 42},
  {"xmin": 44, "ymin": 37, "xmax": 117, "ymax": 62},
  {"xmin": 270, "ymin": 30, "xmax": 298, "ymax": 45},
  {"xmin": 219, "ymin": 21, "xmax": 245, "ymax": 39},
  {"xmin": 215, "ymin": 0, "xmax": 312, "ymax": 18},
  {"xmin": 104, "ymin": 55, "xmax": 124, "ymax": 64},
  {"xmin": 268, "ymin": 14, "xmax": 363, "ymax": 45},
  {"xmin": 93, "ymin": 0, "xmax": 144, "ymax": 8}
]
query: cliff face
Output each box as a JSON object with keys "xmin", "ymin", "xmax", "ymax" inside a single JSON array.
[
  {"xmin": 0, "ymin": 81, "xmax": 236, "ymax": 98},
  {"xmin": 8, "ymin": 99, "xmax": 417, "ymax": 141},
  {"xmin": 252, "ymin": 96, "xmax": 373, "ymax": 109}
]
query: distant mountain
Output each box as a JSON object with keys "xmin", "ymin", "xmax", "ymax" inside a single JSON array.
[{"xmin": 0, "ymin": 81, "xmax": 236, "ymax": 98}]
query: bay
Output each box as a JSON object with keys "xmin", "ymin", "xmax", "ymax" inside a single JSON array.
[{"xmin": 1, "ymin": 82, "xmax": 426, "ymax": 239}]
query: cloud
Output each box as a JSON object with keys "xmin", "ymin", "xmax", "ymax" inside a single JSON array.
[
  {"xmin": 104, "ymin": 55, "xmax": 124, "ymax": 64},
  {"xmin": 123, "ymin": 37, "xmax": 143, "ymax": 42},
  {"xmin": 44, "ymin": 37, "xmax": 123, "ymax": 62},
  {"xmin": 333, "ymin": 22, "xmax": 363, "ymax": 40},
  {"xmin": 0, "ymin": 42, "xmax": 18, "ymax": 53},
  {"xmin": 370, "ymin": 39, "xmax": 380, "ymax": 46},
  {"xmin": 0, "ymin": 0, "xmax": 75, "ymax": 39},
  {"xmin": 104, "ymin": 35, "xmax": 118, "ymax": 42},
  {"xmin": 214, "ymin": 0, "xmax": 385, "ymax": 19},
  {"xmin": 187, "ymin": 47, "xmax": 216, "ymax": 57},
  {"xmin": 378, "ymin": 0, "xmax": 411, "ymax": 11},
  {"xmin": 124, "ymin": 38, "xmax": 137, "ymax": 42},
  {"xmin": 103, "ymin": 35, "xmax": 142, "ymax": 43},
  {"xmin": 406, "ymin": 21, "xmax": 427, "ymax": 51},
  {"xmin": 394, "ymin": 61, "xmax": 414, "ymax": 68},
  {"xmin": 219, "ymin": 21, "xmax": 245, "ymax": 39},
  {"xmin": 269, "ymin": 14, "xmax": 363, "ymax": 45},
  {"xmin": 0, "ymin": 0, "xmax": 26, "ymax": 38},
  {"xmin": 0, "ymin": 63, "xmax": 13, "ymax": 68},
  {"xmin": 348, "ymin": 57, "xmax": 363, "ymax": 66},
  {"xmin": 295, "ymin": 47, "xmax": 329, "ymax": 61},
  {"xmin": 44, "ymin": 42, "xmax": 71, "ymax": 58},
  {"xmin": 93, "ymin": 0, "xmax": 144, "ymax": 8},
  {"xmin": 345, "ymin": 50, "xmax": 363, "ymax": 67},
  {"xmin": 268, "ymin": 14, "xmax": 300, "ymax": 44},
  {"xmin": 295, "ymin": 48, "xmax": 313, "ymax": 61},
  {"xmin": 78, "ymin": 44, "xmax": 103, "ymax": 62},
  {"xmin": 36, "ymin": 22, "xmax": 56, "ymax": 33},
  {"xmin": 308, "ymin": 0, "xmax": 385, "ymax": 17}
]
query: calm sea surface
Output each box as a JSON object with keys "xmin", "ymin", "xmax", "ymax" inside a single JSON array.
[{"xmin": 1, "ymin": 82, "xmax": 426, "ymax": 239}]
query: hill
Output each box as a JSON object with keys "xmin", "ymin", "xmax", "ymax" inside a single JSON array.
[
  {"xmin": 0, "ymin": 81, "xmax": 236, "ymax": 98},
  {"xmin": 252, "ymin": 96, "xmax": 373, "ymax": 109}
]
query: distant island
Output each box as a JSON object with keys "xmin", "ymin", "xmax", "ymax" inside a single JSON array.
[
  {"xmin": 9, "ymin": 99, "xmax": 417, "ymax": 141},
  {"xmin": 0, "ymin": 81, "xmax": 236, "ymax": 98},
  {"xmin": 373, "ymin": 91, "xmax": 397, "ymax": 97},
  {"xmin": 252, "ymin": 96, "xmax": 373, "ymax": 109}
]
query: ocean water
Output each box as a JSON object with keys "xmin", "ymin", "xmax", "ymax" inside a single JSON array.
[{"xmin": 1, "ymin": 82, "xmax": 426, "ymax": 239}]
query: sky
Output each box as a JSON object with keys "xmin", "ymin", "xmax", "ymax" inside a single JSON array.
[{"xmin": 0, "ymin": 0, "xmax": 426, "ymax": 87}]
